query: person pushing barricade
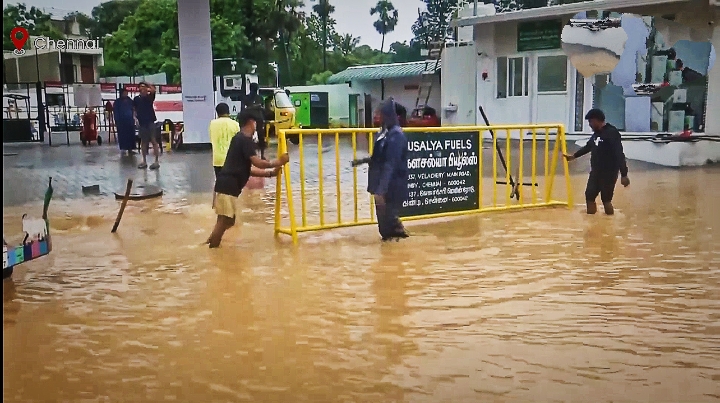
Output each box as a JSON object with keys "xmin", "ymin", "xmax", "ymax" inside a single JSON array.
[
  {"xmin": 564, "ymin": 108, "xmax": 630, "ymax": 215},
  {"xmin": 353, "ymin": 98, "xmax": 409, "ymax": 242}
]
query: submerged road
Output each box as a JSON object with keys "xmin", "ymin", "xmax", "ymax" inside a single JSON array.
[{"xmin": 3, "ymin": 141, "xmax": 720, "ymax": 402}]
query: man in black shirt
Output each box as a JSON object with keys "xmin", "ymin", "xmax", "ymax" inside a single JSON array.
[
  {"xmin": 133, "ymin": 82, "xmax": 160, "ymax": 169},
  {"xmin": 243, "ymin": 82, "xmax": 267, "ymax": 159},
  {"xmin": 564, "ymin": 108, "xmax": 630, "ymax": 215},
  {"xmin": 207, "ymin": 109, "xmax": 290, "ymax": 248}
]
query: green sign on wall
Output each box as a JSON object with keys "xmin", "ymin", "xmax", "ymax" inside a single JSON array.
[{"xmin": 517, "ymin": 19, "xmax": 562, "ymax": 52}]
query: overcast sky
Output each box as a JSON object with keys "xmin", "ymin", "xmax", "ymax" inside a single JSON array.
[{"xmin": 4, "ymin": 0, "xmax": 422, "ymax": 49}]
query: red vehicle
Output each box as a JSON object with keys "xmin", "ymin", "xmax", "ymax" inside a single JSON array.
[
  {"xmin": 407, "ymin": 106, "xmax": 441, "ymax": 127},
  {"xmin": 372, "ymin": 104, "xmax": 440, "ymax": 127}
]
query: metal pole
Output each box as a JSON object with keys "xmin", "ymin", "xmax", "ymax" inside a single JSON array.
[
  {"xmin": 35, "ymin": 48, "xmax": 46, "ymax": 143},
  {"xmin": 474, "ymin": 0, "xmax": 478, "ymax": 16},
  {"xmin": 479, "ymin": 106, "xmax": 519, "ymax": 199},
  {"xmin": 61, "ymin": 48, "xmax": 70, "ymax": 145},
  {"xmin": 322, "ymin": 0, "xmax": 327, "ymax": 71}
]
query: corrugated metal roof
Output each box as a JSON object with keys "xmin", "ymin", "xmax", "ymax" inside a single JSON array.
[{"xmin": 327, "ymin": 60, "xmax": 441, "ymax": 84}]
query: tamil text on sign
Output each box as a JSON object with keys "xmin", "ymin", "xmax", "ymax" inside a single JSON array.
[{"xmin": 401, "ymin": 131, "xmax": 480, "ymax": 217}]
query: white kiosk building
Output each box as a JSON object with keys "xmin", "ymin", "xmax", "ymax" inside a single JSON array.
[{"xmin": 444, "ymin": 0, "xmax": 720, "ymax": 166}]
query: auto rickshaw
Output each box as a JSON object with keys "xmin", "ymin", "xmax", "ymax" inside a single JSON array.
[{"xmin": 258, "ymin": 88, "xmax": 298, "ymax": 144}]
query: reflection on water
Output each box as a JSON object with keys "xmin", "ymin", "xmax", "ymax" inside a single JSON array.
[{"xmin": 3, "ymin": 168, "xmax": 720, "ymax": 402}]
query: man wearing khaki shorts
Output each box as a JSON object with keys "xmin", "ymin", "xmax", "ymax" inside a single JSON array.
[
  {"xmin": 133, "ymin": 82, "xmax": 160, "ymax": 169},
  {"xmin": 207, "ymin": 109, "xmax": 290, "ymax": 248}
]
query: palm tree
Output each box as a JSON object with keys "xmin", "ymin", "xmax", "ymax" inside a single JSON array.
[
  {"xmin": 311, "ymin": 0, "xmax": 335, "ymax": 71},
  {"xmin": 370, "ymin": 0, "xmax": 399, "ymax": 53},
  {"xmin": 334, "ymin": 33, "xmax": 360, "ymax": 56}
]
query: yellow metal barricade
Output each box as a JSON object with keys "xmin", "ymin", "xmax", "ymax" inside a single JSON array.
[{"xmin": 274, "ymin": 125, "xmax": 573, "ymax": 244}]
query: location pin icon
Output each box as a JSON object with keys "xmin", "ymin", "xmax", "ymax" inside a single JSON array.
[{"xmin": 10, "ymin": 27, "xmax": 29, "ymax": 55}]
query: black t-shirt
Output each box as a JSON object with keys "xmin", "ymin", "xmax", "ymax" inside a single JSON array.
[
  {"xmin": 243, "ymin": 93, "xmax": 265, "ymax": 127},
  {"xmin": 214, "ymin": 133, "xmax": 258, "ymax": 197},
  {"xmin": 573, "ymin": 123, "xmax": 628, "ymax": 177},
  {"xmin": 133, "ymin": 93, "xmax": 156, "ymax": 126}
]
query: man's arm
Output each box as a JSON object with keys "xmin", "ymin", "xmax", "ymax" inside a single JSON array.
[
  {"xmin": 242, "ymin": 136, "xmax": 289, "ymax": 169},
  {"xmin": 614, "ymin": 134, "xmax": 629, "ymax": 177},
  {"xmin": 375, "ymin": 137, "xmax": 402, "ymax": 197},
  {"xmin": 250, "ymin": 155, "xmax": 287, "ymax": 169},
  {"xmin": 573, "ymin": 138, "xmax": 593, "ymax": 159},
  {"xmin": 250, "ymin": 166, "xmax": 281, "ymax": 177},
  {"xmin": 132, "ymin": 97, "xmax": 138, "ymax": 121}
]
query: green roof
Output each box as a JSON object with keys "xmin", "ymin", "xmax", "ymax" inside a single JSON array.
[{"xmin": 327, "ymin": 60, "xmax": 441, "ymax": 84}]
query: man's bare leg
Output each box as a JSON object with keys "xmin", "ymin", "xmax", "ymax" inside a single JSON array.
[
  {"xmin": 208, "ymin": 216, "xmax": 234, "ymax": 248},
  {"xmin": 603, "ymin": 202, "xmax": 614, "ymax": 215},
  {"xmin": 149, "ymin": 140, "xmax": 160, "ymax": 169},
  {"xmin": 138, "ymin": 140, "xmax": 149, "ymax": 168}
]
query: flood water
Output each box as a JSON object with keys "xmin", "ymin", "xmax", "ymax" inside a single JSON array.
[{"xmin": 4, "ymin": 166, "xmax": 720, "ymax": 403}]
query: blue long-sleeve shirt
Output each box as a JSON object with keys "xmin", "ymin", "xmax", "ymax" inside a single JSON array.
[{"xmin": 367, "ymin": 100, "xmax": 408, "ymax": 202}]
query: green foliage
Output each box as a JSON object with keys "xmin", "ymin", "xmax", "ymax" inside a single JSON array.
[
  {"xmin": 90, "ymin": 0, "xmax": 142, "ymax": 38},
  {"xmin": 307, "ymin": 70, "xmax": 333, "ymax": 85},
  {"xmin": 64, "ymin": 11, "xmax": 94, "ymax": 37},
  {"xmin": 3, "ymin": 3, "xmax": 64, "ymax": 51},
  {"xmin": 411, "ymin": 0, "xmax": 459, "ymax": 46},
  {"xmin": 370, "ymin": 0, "xmax": 399, "ymax": 53},
  {"xmin": 388, "ymin": 41, "xmax": 423, "ymax": 63},
  {"xmin": 4, "ymin": 0, "xmax": 398, "ymax": 86}
]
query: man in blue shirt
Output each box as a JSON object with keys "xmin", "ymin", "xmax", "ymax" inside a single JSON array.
[
  {"xmin": 133, "ymin": 82, "xmax": 160, "ymax": 169},
  {"xmin": 367, "ymin": 99, "xmax": 409, "ymax": 241}
]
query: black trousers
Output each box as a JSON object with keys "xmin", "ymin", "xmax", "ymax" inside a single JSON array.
[
  {"xmin": 375, "ymin": 198, "xmax": 404, "ymax": 238},
  {"xmin": 585, "ymin": 171, "xmax": 618, "ymax": 203}
]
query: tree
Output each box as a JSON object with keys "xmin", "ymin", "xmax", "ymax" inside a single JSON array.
[
  {"xmin": 388, "ymin": 41, "xmax": 423, "ymax": 63},
  {"xmin": 11, "ymin": 0, "xmax": 390, "ymax": 87},
  {"xmin": 411, "ymin": 0, "xmax": 459, "ymax": 47},
  {"xmin": 370, "ymin": 0, "xmax": 399, "ymax": 53},
  {"xmin": 494, "ymin": 0, "xmax": 524, "ymax": 13},
  {"xmin": 333, "ymin": 33, "xmax": 360, "ymax": 57},
  {"xmin": 311, "ymin": 0, "xmax": 335, "ymax": 71},
  {"xmin": 307, "ymin": 70, "xmax": 333, "ymax": 85},
  {"xmin": 64, "ymin": 12, "xmax": 94, "ymax": 37},
  {"xmin": 89, "ymin": 0, "xmax": 141, "ymax": 38},
  {"xmin": 3, "ymin": 3, "xmax": 64, "ymax": 51}
]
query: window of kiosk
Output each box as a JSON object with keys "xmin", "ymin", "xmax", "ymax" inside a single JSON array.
[
  {"xmin": 537, "ymin": 55, "xmax": 568, "ymax": 93},
  {"xmin": 497, "ymin": 56, "xmax": 529, "ymax": 98}
]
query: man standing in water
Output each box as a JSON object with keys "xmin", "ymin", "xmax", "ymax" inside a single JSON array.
[
  {"xmin": 133, "ymin": 82, "xmax": 160, "ymax": 170},
  {"xmin": 243, "ymin": 82, "xmax": 267, "ymax": 159},
  {"xmin": 210, "ymin": 102, "xmax": 240, "ymax": 207},
  {"xmin": 367, "ymin": 99, "xmax": 409, "ymax": 241},
  {"xmin": 210, "ymin": 102, "xmax": 240, "ymax": 179},
  {"xmin": 207, "ymin": 109, "xmax": 289, "ymax": 248},
  {"xmin": 564, "ymin": 108, "xmax": 630, "ymax": 215},
  {"xmin": 113, "ymin": 88, "xmax": 135, "ymax": 155}
]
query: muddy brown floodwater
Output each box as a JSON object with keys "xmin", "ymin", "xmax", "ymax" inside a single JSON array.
[{"xmin": 3, "ymin": 167, "xmax": 720, "ymax": 403}]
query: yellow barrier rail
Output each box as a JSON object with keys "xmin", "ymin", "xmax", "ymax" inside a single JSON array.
[{"xmin": 274, "ymin": 124, "xmax": 573, "ymax": 244}]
